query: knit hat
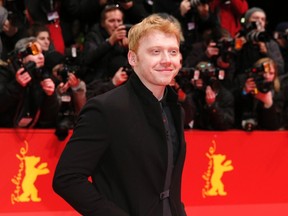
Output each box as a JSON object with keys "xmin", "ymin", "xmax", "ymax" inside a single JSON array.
[
  {"xmin": 14, "ymin": 37, "xmax": 37, "ymax": 52},
  {"xmin": 244, "ymin": 7, "xmax": 265, "ymax": 26},
  {"xmin": 44, "ymin": 51, "xmax": 65, "ymax": 71}
]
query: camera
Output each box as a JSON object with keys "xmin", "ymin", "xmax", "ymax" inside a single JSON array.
[
  {"xmin": 124, "ymin": 23, "xmax": 133, "ymax": 32},
  {"xmin": 55, "ymin": 103, "xmax": 76, "ymax": 141},
  {"xmin": 57, "ymin": 64, "xmax": 79, "ymax": 83},
  {"xmin": 240, "ymin": 21, "xmax": 270, "ymax": 42},
  {"xmin": 8, "ymin": 43, "xmax": 49, "ymax": 80},
  {"xmin": 176, "ymin": 62, "xmax": 225, "ymax": 93},
  {"xmin": 190, "ymin": 0, "xmax": 212, "ymax": 7},
  {"xmin": 245, "ymin": 62, "xmax": 273, "ymax": 94},
  {"xmin": 54, "ymin": 89, "xmax": 77, "ymax": 141},
  {"xmin": 241, "ymin": 112, "xmax": 257, "ymax": 131},
  {"xmin": 215, "ymin": 38, "xmax": 237, "ymax": 62},
  {"xmin": 56, "ymin": 56, "xmax": 80, "ymax": 83},
  {"xmin": 175, "ymin": 67, "xmax": 196, "ymax": 93},
  {"xmin": 241, "ymin": 118, "xmax": 257, "ymax": 131},
  {"xmin": 123, "ymin": 64, "xmax": 133, "ymax": 76}
]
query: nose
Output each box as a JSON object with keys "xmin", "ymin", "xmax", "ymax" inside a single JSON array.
[
  {"xmin": 38, "ymin": 52, "xmax": 44, "ymax": 59},
  {"xmin": 160, "ymin": 51, "xmax": 171, "ymax": 66}
]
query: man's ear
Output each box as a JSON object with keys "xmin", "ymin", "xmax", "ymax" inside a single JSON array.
[{"xmin": 128, "ymin": 50, "xmax": 137, "ymax": 66}]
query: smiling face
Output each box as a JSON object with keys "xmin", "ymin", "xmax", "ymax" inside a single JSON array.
[
  {"xmin": 101, "ymin": 9, "xmax": 124, "ymax": 35},
  {"xmin": 128, "ymin": 30, "xmax": 182, "ymax": 98},
  {"xmin": 36, "ymin": 31, "xmax": 50, "ymax": 51}
]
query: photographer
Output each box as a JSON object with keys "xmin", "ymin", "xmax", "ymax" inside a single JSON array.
[
  {"xmin": 81, "ymin": 4, "xmax": 129, "ymax": 84},
  {"xmin": 0, "ymin": 4, "xmax": 28, "ymax": 60},
  {"xmin": 0, "ymin": 37, "xmax": 59, "ymax": 128},
  {"xmin": 177, "ymin": 61, "xmax": 235, "ymax": 130},
  {"xmin": 233, "ymin": 57, "xmax": 284, "ymax": 131},
  {"xmin": 184, "ymin": 26, "xmax": 237, "ymax": 90},
  {"xmin": 273, "ymin": 22, "xmax": 288, "ymax": 75},
  {"xmin": 234, "ymin": 7, "xmax": 285, "ymax": 78},
  {"xmin": 44, "ymin": 51, "xmax": 87, "ymax": 140},
  {"xmin": 153, "ymin": 0, "xmax": 219, "ymax": 61}
]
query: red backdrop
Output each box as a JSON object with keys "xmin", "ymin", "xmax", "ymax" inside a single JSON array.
[{"xmin": 1, "ymin": 129, "xmax": 288, "ymax": 216}]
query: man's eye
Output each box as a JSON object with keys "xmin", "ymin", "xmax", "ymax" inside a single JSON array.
[{"xmin": 170, "ymin": 50, "xmax": 178, "ymax": 55}]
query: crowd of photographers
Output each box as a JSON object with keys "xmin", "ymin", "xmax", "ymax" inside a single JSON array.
[{"xmin": 0, "ymin": 0, "xmax": 288, "ymax": 140}]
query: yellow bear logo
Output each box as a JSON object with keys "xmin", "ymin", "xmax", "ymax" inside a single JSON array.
[
  {"xmin": 17, "ymin": 155, "xmax": 50, "ymax": 202},
  {"xmin": 203, "ymin": 153, "xmax": 234, "ymax": 196}
]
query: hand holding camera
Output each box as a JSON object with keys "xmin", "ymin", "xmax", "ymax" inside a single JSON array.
[
  {"xmin": 205, "ymin": 85, "xmax": 216, "ymax": 106},
  {"xmin": 112, "ymin": 67, "xmax": 129, "ymax": 86},
  {"xmin": 15, "ymin": 67, "xmax": 32, "ymax": 87},
  {"xmin": 109, "ymin": 24, "xmax": 128, "ymax": 46},
  {"xmin": 41, "ymin": 78, "xmax": 55, "ymax": 96}
]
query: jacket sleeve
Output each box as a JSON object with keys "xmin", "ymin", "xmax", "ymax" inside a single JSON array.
[
  {"xmin": 37, "ymin": 90, "xmax": 60, "ymax": 128},
  {"xmin": 0, "ymin": 66, "xmax": 25, "ymax": 113},
  {"xmin": 82, "ymin": 29, "xmax": 113, "ymax": 66},
  {"xmin": 52, "ymin": 98, "xmax": 129, "ymax": 216},
  {"xmin": 257, "ymin": 91, "xmax": 284, "ymax": 130},
  {"xmin": 205, "ymin": 87, "xmax": 235, "ymax": 130}
]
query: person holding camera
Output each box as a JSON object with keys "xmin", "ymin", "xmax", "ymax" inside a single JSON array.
[
  {"xmin": 0, "ymin": 4, "xmax": 28, "ymax": 60},
  {"xmin": 234, "ymin": 7, "xmax": 285, "ymax": 78},
  {"xmin": 153, "ymin": 0, "xmax": 219, "ymax": 61},
  {"xmin": 0, "ymin": 36, "xmax": 59, "ymax": 128},
  {"xmin": 184, "ymin": 26, "xmax": 237, "ymax": 91},
  {"xmin": 273, "ymin": 22, "xmax": 288, "ymax": 75},
  {"xmin": 44, "ymin": 51, "xmax": 87, "ymax": 140},
  {"xmin": 233, "ymin": 57, "xmax": 284, "ymax": 131},
  {"xmin": 80, "ymin": 4, "xmax": 130, "ymax": 98},
  {"xmin": 180, "ymin": 61, "xmax": 235, "ymax": 130}
]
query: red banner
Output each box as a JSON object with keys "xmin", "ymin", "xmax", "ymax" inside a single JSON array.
[{"xmin": 1, "ymin": 129, "xmax": 288, "ymax": 216}]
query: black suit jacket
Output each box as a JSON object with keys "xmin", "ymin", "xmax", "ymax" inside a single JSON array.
[{"xmin": 53, "ymin": 73, "xmax": 187, "ymax": 216}]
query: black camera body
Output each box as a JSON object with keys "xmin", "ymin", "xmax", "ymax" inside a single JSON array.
[
  {"xmin": 245, "ymin": 63, "xmax": 273, "ymax": 93},
  {"xmin": 57, "ymin": 64, "xmax": 79, "ymax": 83},
  {"xmin": 7, "ymin": 45, "xmax": 48, "ymax": 81},
  {"xmin": 176, "ymin": 63, "xmax": 225, "ymax": 93},
  {"xmin": 124, "ymin": 23, "xmax": 133, "ymax": 31},
  {"xmin": 241, "ymin": 21, "xmax": 270, "ymax": 43},
  {"xmin": 57, "ymin": 56, "xmax": 80, "ymax": 83},
  {"xmin": 123, "ymin": 64, "xmax": 133, "ymax": 76},
  {"xmin": 215, "ymin": 38, "xmax": 236, "ymax": 62},
  {"xmin": 55, "ymin": 100, "xmax": 76, "ymax": 141}
]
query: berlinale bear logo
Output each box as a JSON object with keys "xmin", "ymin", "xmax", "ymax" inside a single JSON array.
[
  {"xmin": 202, "ymin": 140, "xmax": 234, "ymax": 197},
  {"xmin": 11, "ymin": 141, "xmax": 50, "ymax": 204}
]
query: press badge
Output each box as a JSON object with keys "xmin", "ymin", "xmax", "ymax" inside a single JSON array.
[{"xmin": 47, "ymin": 11, "xmax": 59, "ymax": 21}]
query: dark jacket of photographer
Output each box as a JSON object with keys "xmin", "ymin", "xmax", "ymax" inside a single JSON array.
[
  {"xmin": 233, "ymin": 74, "xmax": 284, "ymax": 130},
  {"xmin": 0, "ymin": 64, "xmax": 59, "ymax": 128},
  {"xmin": 81, "ymin": 24, "xmax": 128, "ymax": 84},
  {"xmin": 190, "ymin": 83, "xmax": 235, "ymax": 130},
  {"xmin": 184, "ymin": 40, "xmax": 237, "ymax": 91},
  {"xmin": 235, "ymin": 40, "xmax": 285, "ymax": 78}
]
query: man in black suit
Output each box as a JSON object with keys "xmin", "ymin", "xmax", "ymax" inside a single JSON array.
[{"xmin": 53, "ymin": 14, "xmax": 187, "ymax": 216}]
